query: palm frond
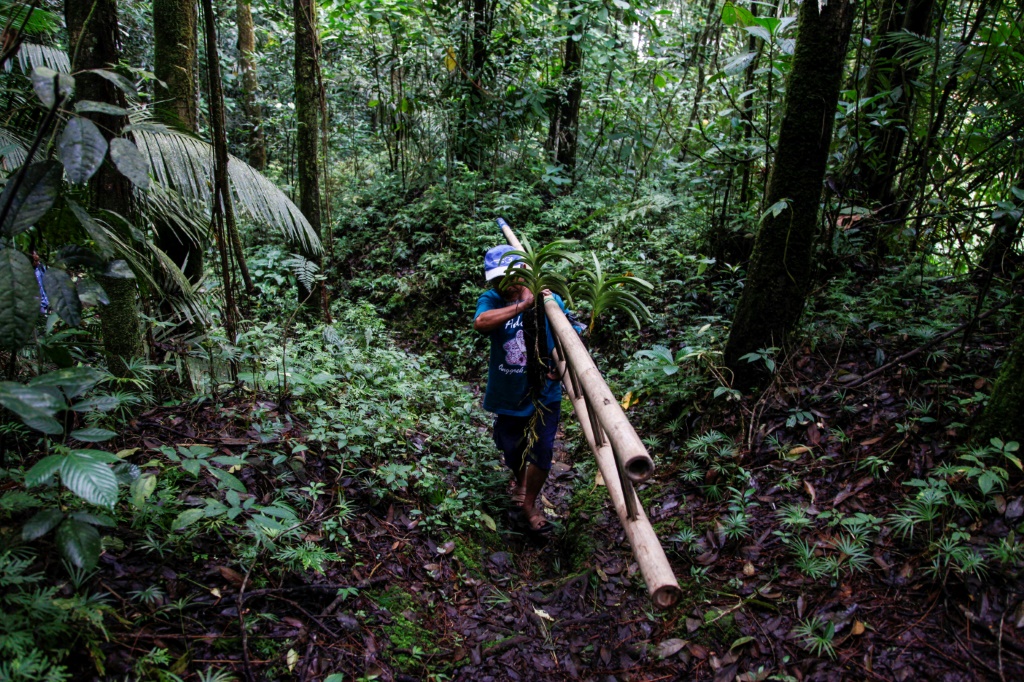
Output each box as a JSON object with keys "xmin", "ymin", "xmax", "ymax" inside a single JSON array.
[
  {"xmin": 4, "ymin": 42, "xmax": 71, "ymax": 74},
  {"xmin": 132, "ymin": 124, "xmax": 323, "ymax": 255},
  {"xmin": 0, "ymin": 125, "xmax": 30, "ymax": 171}
]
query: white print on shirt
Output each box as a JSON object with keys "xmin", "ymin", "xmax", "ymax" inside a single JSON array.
[{"xmin": 503, "ymin": 328, "xmax": 527, "ymax": 367}]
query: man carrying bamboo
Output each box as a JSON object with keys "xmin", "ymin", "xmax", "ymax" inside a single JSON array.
[{"xmin": 473, "ymin": 245, "xmax": 569, "ymax": 533}]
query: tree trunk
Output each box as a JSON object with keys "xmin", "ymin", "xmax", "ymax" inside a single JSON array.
[
  {"xmin": 455, "ymin": 0, "xmax": 489, "ymax": 170},
  {"xmin": 200, "ymin": 0, "xmax": 240, "ymax": 350},
  {"xmin": 974, "ymin": 322, "xmax": 1024, "ymax": 444},
  {"xmin": 153, "ymin": 0, "xmax": 203, "ymax": 285},
  {"xmin": 854, "ymin": 0, "xmax": 936, "ymax": 210},
  {"xmin": 724, "ymin": 0, "xmax": 856, "ymax": 390},
  {"xmin": 237, "ymin": 0, "xmax": 266, "ymax": 170},
  {"xmin": 294, "ymin": 0, "xmax": 325, "ymax": 314},
  {"xmin": 153, "ymin": 0, "xmax": 197, "ymax": 131},
  {"xmin": 547, "ymin": 7, "xmax": 583, "ymax": 182},
  {"xmin": 65, "ymin": 0, "xmax": 142, "ymax": 378}
]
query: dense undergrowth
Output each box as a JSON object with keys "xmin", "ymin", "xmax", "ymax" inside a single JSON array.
[{"xmin": 2, "ymin": 170, "xmax": 1023, "ymax": 679}]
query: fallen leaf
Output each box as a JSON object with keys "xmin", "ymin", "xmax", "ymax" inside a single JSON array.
[
  {"xmin": 210, "ymin": 587, "xmax": 221, "ymax": 598},
  {"xmin": 533, "ymin": 608, "xmax": 554, "ymax": 621},
  {"xmin": 687, "ymin": 643, "xmax": 709, "ymax": 659},
  {"xmin": 218, "ymin": 566, "xmax": 245, "ymax": 586},
  {"xmin": 833, "ymin": 486, "xmax": 854, "ymax": 507},
  {"xmin": 284, "ymin": 616, "xmax": 304, "ymax": 629},
  {"xmin": 784, "ymin": 445, "xmax": 810, "ymax": 461},
  {"xmin": 286, "ymin": 648, "xmax": 298, "ymax": 671},
  {"xmin": 797, "ymin": 595, "xmax": 806, "ymax": 618},
  {"xmin": 861, "ymin": 436, "xmax": 883, "ymax": 446},
  {"xmin": 115, "ymin": 448, "xmax": 139, "ymax": 459},
  {"xmin": 437, "ymin": 541, "xmax": 456, "ymax": 555},
  {"xmin": 803, "ymin": 480, "xmax": 816, "ymax": 504},
  {"xmin": 655, "ymin": 638, "xmax": 687, "ymax": 659},
  {"xmin": 852, "ymin": 620, "xmax": 866, "ymax": 636},
  {"xmin": 807, "ymin": 424, "xmax": 821, "ymax": 445}
]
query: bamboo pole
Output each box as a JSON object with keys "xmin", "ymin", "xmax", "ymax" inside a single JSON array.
[
  {"xmin": 495, "ymin": 217, "xmax": 680, "ymax": 608},
  {"xmin": 497, "ymin": 218, "xmax": 654, "ymax": 483},
  {"xmin": 555, "ymin": 352, "xmax": 681, "ymax": 609}
]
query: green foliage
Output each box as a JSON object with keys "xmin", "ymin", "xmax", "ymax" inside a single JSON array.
[
  {"xmin": 500, "ymin": 238, "xmax": 578, "ymax": 299},
  {"xmin": 570, "ymin": 252, "xmax": 653, "ymax": 333},
  {"xmin": 0, "ymin": 547, "xmax": 108, "ymax": 681}
]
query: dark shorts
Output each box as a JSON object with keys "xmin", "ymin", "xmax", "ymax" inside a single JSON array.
[{"xmin": 493, "ymin": 402, "xmax": 561, "ymax": 472}]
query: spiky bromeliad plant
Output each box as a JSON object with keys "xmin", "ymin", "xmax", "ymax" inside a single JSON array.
[
  {"xmin": 569, "ymin": 252, "xmax": 653, "ymax": 334},
  {"xmin": 499, "ymin": 239, "xmax": 577, "ymax": 404}
]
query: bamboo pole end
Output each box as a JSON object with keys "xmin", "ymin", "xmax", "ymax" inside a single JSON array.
[
  {"xmin": 625, "ymin": 457, "xmax": 654, "ymax": 483},
  {"xmin": 652, "ymin": 584, "xmax": 683, "ymax": 610}
]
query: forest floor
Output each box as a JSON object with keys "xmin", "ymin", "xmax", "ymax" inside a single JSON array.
[{"xmin": 78, "ymin": 315, "xmax": 1024, "ymax": 682}]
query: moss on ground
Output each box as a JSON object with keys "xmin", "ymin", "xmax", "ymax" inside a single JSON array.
[{"xmin": 370, "ymin": 587, "xmax": 447, "ymax": 674}]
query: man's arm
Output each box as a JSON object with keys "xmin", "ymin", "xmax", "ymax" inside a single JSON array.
[{"xmin": 474, "ymin": 289, "xmax": 535, "ymax": 333}]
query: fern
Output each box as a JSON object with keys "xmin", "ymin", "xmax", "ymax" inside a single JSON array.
[{"xmin": 283, "ymin": 254, "xmax": 320, "ymax": 291}]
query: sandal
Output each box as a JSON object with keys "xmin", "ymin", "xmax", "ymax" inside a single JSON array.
[
  {"xmin": 522, "ymin": 505, "xmax": 554, "ymax": 535},
  {"xmin": 508, "ymin": 480, "xmax": 526, "ymax": 508}
]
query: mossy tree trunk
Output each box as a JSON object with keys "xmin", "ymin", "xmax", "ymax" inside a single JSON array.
[
  {"xmin": 975, "ymin": 323, "xmax": 1024, "ymax": 444},
  {"xmin": 65, "ymin": 0, "xmax": 142, "ymax": 377},
  {"xmin": 724, "ymin": 0, "xmax": 856, "ymax": 390},
  {"xmin": 153, "ymin": 0, "xmax": 203, "ymax": 285},
  {"xmin": 237, "ymin": 0, "xmax": 267, "ymax": 170},
  {"xmin": 294, "ymin": 0, "xmax": 325, "ymax": 315}
]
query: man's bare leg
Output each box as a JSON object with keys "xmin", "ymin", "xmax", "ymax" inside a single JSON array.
[{"xmin": 520, "ymin": 463, "xmax": 550, "ymax": 531}]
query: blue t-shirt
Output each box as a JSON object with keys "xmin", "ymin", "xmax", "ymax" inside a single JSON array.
[{"xmin": 474, "ymin": 290, "xmax": 568, "ymax": 416}]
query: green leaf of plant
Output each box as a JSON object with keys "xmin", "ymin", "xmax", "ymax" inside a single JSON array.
[
  {"xmin": 130, "ymin": 473, "xmax": 157, "ymax": 508},
  {"xmin": 74, "ymin": 100, "xmax": 130, "ymax": 116},
  {"xmin": 70, "ymin": 427, "xmax": 117, "ymax": 443},
  {"xmin": 69, "ymin": 510, "xmax": 115, "ymax": 526},
  {"xmin": 59, "ymin": 117, "xmax": 108, "ymax": 184},
  {"xmin": 209, "ymin": 467, "xmax": 247, "ymax": 493},
  {"xmin": 77, "ymin": 277, "xmax": 110, "ymax": 306},
  {"xmin": 60, "ymin": 450, "xmax": 118, "ymax": 507},
  {"xmin": 42, "ymin": 267, "xmax": 81, "ymax": 326},
  {"xmin": 70, "ymin": 448, "xmax": 120, "ymax": 463},
  {"xmin": 172, "ymin": 508, "xmax": 204, "ymax": 531},
  {"xmin": 29, "ymin": 367, "xmax": 105, "ymax": 399},
  {"xmin": 22, "ymin": 508, "xmax": 64, "ymax": 540},
  {"xmin": 108, "ymin": 138, "xmax": 150, "ymax": 189},
  {"xmin": 0, "ymin": 160, "xmax": 61, "ymax": 236},
  {"xmin": 25, "ymin": 454, "xmax": 64, "ymax": 486},
  {"xmin": 85, "ymin": 69, "xmax": 137, "ymax": 96},
  {"xmin": 103, "ymin": 259, "xmax": 135, "ymax": 279},
  {"xmin": 0, "ymin": 249, "xmax": 38, "ymax": 353},
  {"xmin": 31, "ymin": 66, "xmax": 74, "ymax": 108},
  {"xmin": 65, "ymin": 198, "xmax": 114, "ymax": 256},
  {"xmin": 55, "ymin": 517, "xmax": 101, "ymax": 570},
  {"xmin": 0, "ymin": 381, "xmax": 65, "ymax": 433},
  {"xmin": 71, "ymin": 394, "xmax": 120, "ymax": 412}
]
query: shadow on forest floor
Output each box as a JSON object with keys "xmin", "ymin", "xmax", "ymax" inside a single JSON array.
[{"xmin": 81, "ymin": 310, "xmax": 1023, "ymax": 681}]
